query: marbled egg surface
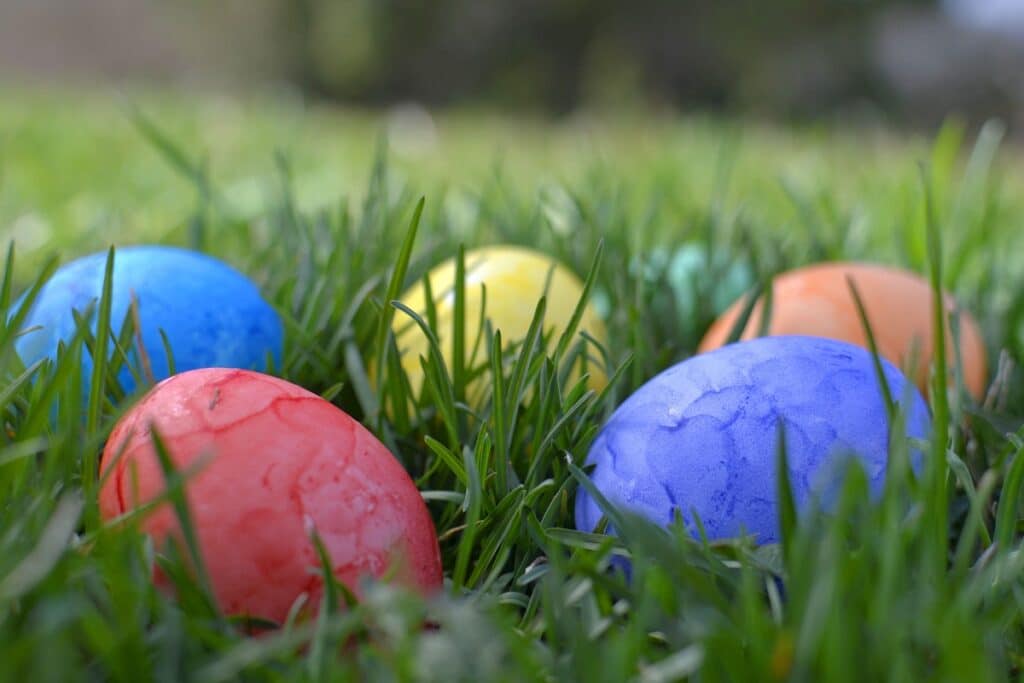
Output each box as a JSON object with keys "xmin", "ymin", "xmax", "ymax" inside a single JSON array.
[
  {"xmin": 99, "ymin": 368, "xmax": 443, "ymax": 623},
  {"xmin": 576, "ymin": 335, "xmax": 931, "ymax": 544},
  {"xmin": 15, "ymin": 246, "xmax": 282, "ymax": 393}
]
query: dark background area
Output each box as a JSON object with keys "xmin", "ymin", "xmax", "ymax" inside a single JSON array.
[{"xmin": 2, "ymin": 0, "xmax": 1024, "ymax": 130}]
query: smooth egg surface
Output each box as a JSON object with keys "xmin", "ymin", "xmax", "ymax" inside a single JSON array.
[
  {"xmin": 392, "ymin": 245, "xmax": 608, "ymax": 402},
  {"xmin": 698, "ymin": 262, "xmax": 987, "ymax": 399}
]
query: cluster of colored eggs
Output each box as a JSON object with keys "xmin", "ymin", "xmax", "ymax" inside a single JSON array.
[
  {"xmin": 579, "ymin": 259, "xmax": 985, "ymax": 543},
  {"xmin": 16, "ymin": 246, "xmax": 443, "ymax": 625},
  {"xmin": 14, "ymin": 243, "xmax": 986, "ymax": 624}
]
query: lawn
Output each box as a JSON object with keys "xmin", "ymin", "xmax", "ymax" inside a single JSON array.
[{"xmin": 4, "ymin": 87, "xmax": 1024, "ymax": 681}]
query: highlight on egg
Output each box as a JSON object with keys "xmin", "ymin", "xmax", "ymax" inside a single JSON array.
[
  {"xmin": 698, "ymin": 261, "xmax": 987, "ymax": 400},
  {"xmin": 388, "ymin": 244, "xmax": 608, "ymax": 403},
  {"xmin": 14, "ymin": 246, "xmax": 283, "ymax": 394},
  {"xmin": 576, "ymin": 335, "xmax": 931, "ymax": 545},
  {"xmin": 99, "ymin": 368, "xmax": 443, "ymax": 624}
]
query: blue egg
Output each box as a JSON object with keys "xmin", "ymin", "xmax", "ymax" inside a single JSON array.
[
  {"xmin": 575, "ymin": 336, "xmax": 931, "ymax": 544},
  {"xmin": 14, "ymin": 246, "xmax": 283, "ymax": 393}
]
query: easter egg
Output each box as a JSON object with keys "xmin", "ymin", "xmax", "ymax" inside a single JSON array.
[
  {"xmin": 575, "ymin": 336, "xmax": 931, "ymax": 544},
  {"xmin": 98, "ymin": 368, "xmax": 443, "ymax": 623},
  {"xmin": 698, "ymin": 262, "xmax": 987, "ymax": 400},
  {"xmin": 14, "ymin": 246, "xmax": 282, "ymax": 393},
  {"xmin": 391, "ymin": 245, "xmax": 608, "ymax": 401},
  {"xmin": 662, "ymin": 243, "xmax": 755, "ymax": 326}
]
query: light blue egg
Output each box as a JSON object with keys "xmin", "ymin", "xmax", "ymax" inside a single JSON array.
[
  {"xmin": 575, "ymin": 335, "xmax": 931, "ymax": 544},
  {"xmin": 665, "ymin": 243, "xmax": 755, "ymax": 325},
  {"xmin": 14, "ymin": 246, "xmax": 283, "ymax": 394}
]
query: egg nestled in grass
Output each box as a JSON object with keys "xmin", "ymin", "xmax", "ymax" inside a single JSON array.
[
  {"xmin": 14, "ymin": 246, "xmax": 283, "ymax": 394},
  {"xmin": 629, "ymin": 243, "xmax": 755, "ymax": 338},
  {"xmin": 663, "ymin": 243, "xmax": 755, "ymax": 328},
  {"xmin": 576, "ymin": 335, "xmax": 931, "ymax": 544},
  {"xmin": 99, "ymin": 368, "xmax": 443, "ymax": 624},
  {"xmin": 388, "ymin": 245, "xmax": 608, "ymax": 406},
  {"xmin": 698, "ymin": 262, "xmax": 987, "ymax": 400}
]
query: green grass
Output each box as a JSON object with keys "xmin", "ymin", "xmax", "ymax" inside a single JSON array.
[{"xmin": 5, "ymin": 88, "xmax": 1024, "ymax": 680}]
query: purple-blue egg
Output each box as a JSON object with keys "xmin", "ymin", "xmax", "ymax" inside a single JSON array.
[
  {"xmin": 575, "ymin": 335, "xmax": 931, "ymax": 544},
  {"xmin": 14, "ymin": 246, "xmax": 283, "ymax": 394}
]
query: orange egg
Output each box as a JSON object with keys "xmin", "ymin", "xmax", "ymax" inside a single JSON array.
[{"xmin": 698, "ymin": 262, "xmax": 987, "ymax": 400}]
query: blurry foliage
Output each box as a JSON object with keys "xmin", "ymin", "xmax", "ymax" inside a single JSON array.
[{"xmin": 271, "ymin": 0, "xmax": 939, "ymax": 114}]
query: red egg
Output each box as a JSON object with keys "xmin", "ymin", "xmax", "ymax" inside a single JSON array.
[{"xmin": 99, "ymin": 368, "xmax": 443, "ymax": 624}]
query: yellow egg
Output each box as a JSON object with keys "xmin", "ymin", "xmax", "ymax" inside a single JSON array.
[{"xmin": 390, "ymin": 245, "xmax": 608, "ymax": 404}]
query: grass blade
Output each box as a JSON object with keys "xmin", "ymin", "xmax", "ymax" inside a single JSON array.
[
  {"xmin": 776, "ymin": 419, "xmax": 797, "ymax": 562},
  {"xmin": 372, "ymin": 197, "xmax": 425, "ymax": 424},
  {"xmin": 148, "ymin": 425, "xmax": 219, "ymax": 617},
  {"xmin": 846, "ymin": 275, "xmax": 895, "ymax": 418}
]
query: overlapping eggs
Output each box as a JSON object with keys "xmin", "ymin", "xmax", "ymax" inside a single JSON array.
[
  {"xmin": 698, "ymin": 262, "xmax": 987, "ymax": 399},
  {"xmin": 15, "ymin": 246, "xmax": 282, "ymax": 393}
]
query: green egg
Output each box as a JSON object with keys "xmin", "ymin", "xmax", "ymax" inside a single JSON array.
[{"xmin": 665, "ymin": 243, "xmax": 755, "ymax": 325}]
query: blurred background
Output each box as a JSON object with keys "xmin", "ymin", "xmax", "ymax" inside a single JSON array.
[
  {"xmin": 4, "ymin": 0, "xmax": 1024, "ymax": 285},
  {"xmin": 2, "ymin": 0, "xmax": 1024, "ymax": 130}
]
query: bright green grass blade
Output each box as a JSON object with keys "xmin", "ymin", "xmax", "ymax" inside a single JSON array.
[
  {"xmin": 995, "ymin": 432, "xmax": 1024, "ymax": 553},
  {"xmin": 725, "ymin": 281, "xmax": 765, "ymax": 346},
  {"xmin": 755, "ymin": 277, "xmax": 774, "ymax": 339},
  {"xmin": 468, "ymin": 486, "xmax": 526, "ymax": 588},
  {"xmin": 392, "ymin": 297, "xmax": 459, "ymax": 446},
  {"xmin": 553, "ymin": 241, "xmax": 603, "ymax": 364},
  {"xmin": 846, "ymin": 275, "xmax": 895, "ymax": 418},
  {"xmin": 372, "ymin": 197, "xmax": 425, "ymax": 424},
  {"xmin": 16, "ymin": 333, "xmax": 88, "ymax": 440},
  {"xmin": 567, "ymin": 461, "xmax": 628, "ymax": 538},
  {"xmin": 452, "ymin": 434, "xmax": 487, "ymax": 591},
  {"xmin": 451, "ymin": 245, "xmax": 467, "ymax": 407},
  {"xmin": 0, "ymin": 242, "xmax": 14, "ymax": 314},
  {"xmin": 775, "ymin": 420, "xmax": 797, "ymax": 563},
  {"xmin": 921, "ymin": 163, "xmax": 952, "ymax": 576},
  {"xmin": 506, "ymin": 296, "xmax": 547, "ymax": 419},
  {"xmin": 424, "ymin": 436, "xmax": 468, "ymax": 487},
  {"xmin": 319, "ymin": 382, "xmax": 344, "ymax": 402},
  {"xmin": 147, "ymin": 426, "xmax": 219, "ymax": 618},
  {"xmin": 307, "ymin": 528, "xmax": 354, "ymax": 682},
  {"xmin": 489, "ymin": 329, "xmax": 508, "ymax": 494},
  {"xmin": 85, "ymin": 247, "xmax": 115, "ymax": 436},
  {"xmin": 0, "ymin": 255, "xmax": 58, "ymax": 361},
  {"xmin": 158, "ymin": 328, "xmax": 177, "ymax": 377}
]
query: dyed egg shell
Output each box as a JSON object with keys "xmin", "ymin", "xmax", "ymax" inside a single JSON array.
[
  {"xmin": 591, "ymin": 245, "xmax": 752, "ymax": 332},
  {"xmin": 698, "ymin": 262, "xmax": 987, "ymax": 400},
  {"xmin": 662, "ymin": 244, "xmax": 755, "ymax": 326},
  {"xmin": 576, "ymin": 336, "xmax": 931, "ymax": 544},
  {"xmin": 99, "ymin": 368, "xmax": 443, "ymax": 623},
  {"xmin": 392, "ymin": 245, "xmax": 608, "ymax": 400},
  {"xmin": 15, "ymin": 246, "xmax": 282, "ymax": 393}
]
